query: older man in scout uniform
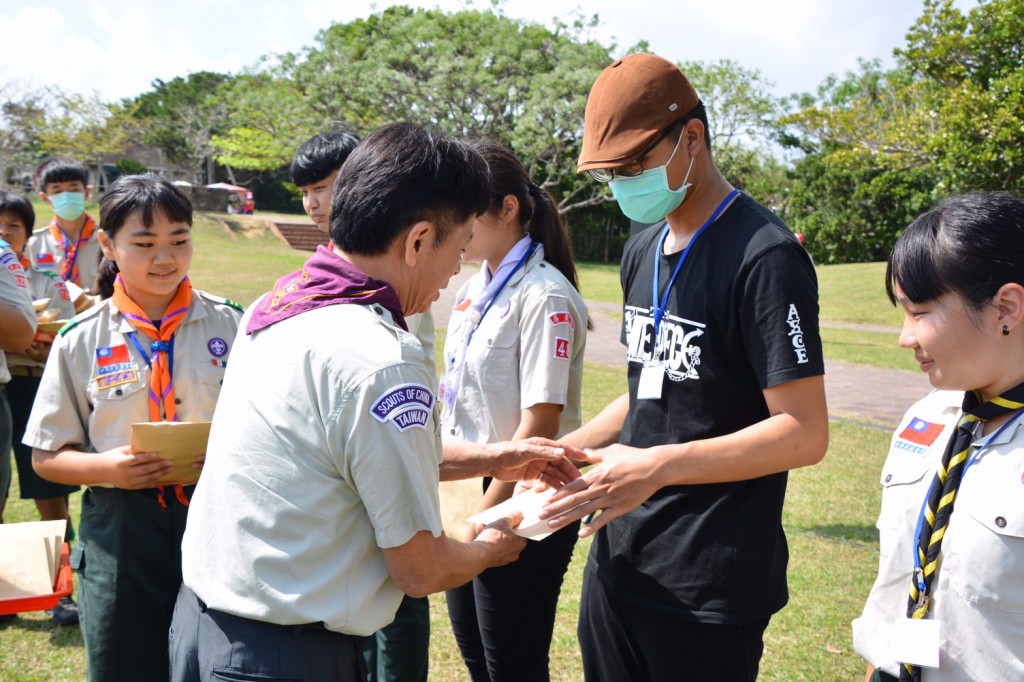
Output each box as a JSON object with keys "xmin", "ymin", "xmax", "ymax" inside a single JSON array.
[{"xmin": 171, "ymin": 123, "xmax": 582, "ymax": 682}]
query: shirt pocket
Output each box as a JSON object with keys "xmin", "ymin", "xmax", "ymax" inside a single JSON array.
[
  {"xmin": 877, "ymin": 454, "xmax": 932, "ymax": 560},
  {"xmin": 945, "ymin": 487, "xmax": 1024, "ymax": 613},
  {"xmin": 185, "ymin": 362, "xmax": 226, "ymax": 417},
  {"xmin": 471, "ymin": 314, "xmax": 520, "ymax": 394}
]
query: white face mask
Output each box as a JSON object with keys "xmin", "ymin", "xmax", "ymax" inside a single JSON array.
[{"xmin": 609, "ymin": 133, "xmax": 693, "ymax": 224}]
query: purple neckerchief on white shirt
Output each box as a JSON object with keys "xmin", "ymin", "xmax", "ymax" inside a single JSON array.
[
  {"xmin": 438, "ymin": 235, "xmax": 534, "ymax": 416},
  {"xmin": 246, "ymin": 245, "xmax": 407, "ymax": 334}
]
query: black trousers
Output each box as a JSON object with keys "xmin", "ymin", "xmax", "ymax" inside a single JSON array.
[
  {"xmin": 446, "ymin": 520, "xmax": 579, "ymax": 682},
  {"xmin": 170, "ymin": 584, "xmax": 367, "ymax": 682},
  {"xmin": 578, "ymin": 564, "xmax": 770, "ymax": 682}
]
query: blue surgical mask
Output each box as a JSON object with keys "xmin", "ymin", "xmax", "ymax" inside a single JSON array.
[
  {"xmin": 49, "ymin": 191, "xmax": 86, "ymax": 221},
  {"xmin": 609, "ymin": 135, "xmax": 693, "ymax": 224}
]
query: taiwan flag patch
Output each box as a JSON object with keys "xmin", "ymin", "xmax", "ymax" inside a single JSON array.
[
  {"xmin": 96, "ymin": 345, "xmax": 130, "ymax": 368},
  {"xmin": 898, "ymin": 418, "xmax": 945, "ymax": 446}
]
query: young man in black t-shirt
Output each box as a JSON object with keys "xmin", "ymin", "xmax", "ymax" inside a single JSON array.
[{"xmin": 542, "ymin": 53, "xmax": 828, "ymax": 681}]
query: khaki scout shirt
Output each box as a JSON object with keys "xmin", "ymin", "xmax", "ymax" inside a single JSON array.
[
  {"xmin": 27, "ymin": 219, "xmax": 102, "ymax": 289},
  {"xmin": 183, "ymin": 301, "xmax": 443, "ymax": 636},
  {"xmin": 0, "ymin": 243, "xmax": 37, "ymax": 383},
  {"xmin": 7, "ymin": 268, "xmax": 77, "ymax": 371},
  {"xmin": 441, "ymin": 245, "xmax": 587, "ymax": 444},
  {"xmin": 23, "ymin": 290, "xmax": 242, "ymax": 459},
  {"xmin": 853, "ymin": 389, "xmax": 1024, "ymax": 680}
]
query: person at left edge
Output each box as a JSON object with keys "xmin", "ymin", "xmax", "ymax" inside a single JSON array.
[
  {"xmin": 28, "ymin": 156, "xmax": 101, "ymax": 290},
  {"xmin": 23, "ymin": 175, "xmax": 243, "ymax": 682},
  {"xmin": 170, "ymin": 123, "xmax": 584, "ymax": 682},
  {"xmin": 0, "ymin": 190, "xmax": 79, "ymax": 546},
  {"xmin": 0, "ymin": 229, "xmax": 37, "ymax": 523}
]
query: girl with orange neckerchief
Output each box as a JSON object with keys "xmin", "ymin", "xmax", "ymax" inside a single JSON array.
[{"xmin": 23, "ymin": 175, "xmax": 242, "ymax": 682}]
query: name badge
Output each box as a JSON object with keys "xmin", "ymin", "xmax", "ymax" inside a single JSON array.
[
  {"xmin": 890, "ymin": 618, "xmax": 940, "ymax": 669},
  {"xmin": 637, "ymin": 365, "xmax": 664, "ymax": 400}
]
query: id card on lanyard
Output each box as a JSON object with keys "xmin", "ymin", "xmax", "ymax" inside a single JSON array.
[{"xmin": 640, "ymin": 189, "xmax": 740, "ymax": 400}]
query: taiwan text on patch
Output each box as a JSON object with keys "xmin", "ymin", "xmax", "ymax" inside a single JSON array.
[{"xmin": 370, "ymin": 383, "xmax": 435, "ymax": 431}]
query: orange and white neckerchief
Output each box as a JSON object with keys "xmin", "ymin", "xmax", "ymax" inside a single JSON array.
[
  {"xmin": 111, "ymin": 274, "xmax": 193, "ymax": 508},
  {"xmin": 48, "ymin": 214, "xmax": 96, "ymax": 284}
]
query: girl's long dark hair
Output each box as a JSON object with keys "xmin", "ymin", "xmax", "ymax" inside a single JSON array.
[{"xmin": 94, "ymin": 174, "xmax": 192, "ymax": 298}]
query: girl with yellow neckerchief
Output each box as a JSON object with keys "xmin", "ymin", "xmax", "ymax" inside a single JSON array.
[
  {"xmin": 23, "ymin": 175, "xmax": 242, "ymax": 682},
  {"xmin": 854, "ymin": 192, "xmax": 1024, "ymax": 681}
]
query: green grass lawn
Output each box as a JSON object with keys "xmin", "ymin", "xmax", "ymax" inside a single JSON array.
[{"xmin": 3, "ymin": 214, "xmax": 895, "ymax": 680}]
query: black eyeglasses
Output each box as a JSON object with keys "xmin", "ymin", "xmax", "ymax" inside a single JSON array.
[{"xmin": 588, "ymin": 124, "xmax": 684, "ymax": 183}]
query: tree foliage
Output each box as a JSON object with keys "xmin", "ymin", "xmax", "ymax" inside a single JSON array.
[
  {"xmin": 783, "ymin": 0, "xmax": 1024, "ymax": 263},
  {"xmin": 133, "ymin": 72, "xmax": 232, "ymax": 178},
  {"xmin": 680, "ymin": 59, "xmax": 790, "ymax": 212},
  {"xmin": 37, "ymin": 92, "xmax": 141, "ymax": 169},
  {"xmin": 212, "ymin": 6, "xmax": 613, "ymax": 217},
  {"xmin": 0, "ymin": 81, "xmax": 48, "ymax": 183}
]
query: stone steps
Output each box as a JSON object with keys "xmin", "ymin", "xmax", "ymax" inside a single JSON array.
[{"xmin": 271, "ymin": 221, "xmax": 329, "ymax": 252}]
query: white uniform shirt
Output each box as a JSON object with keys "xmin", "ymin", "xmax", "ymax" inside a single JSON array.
[
  {"xmin": 23, "ymin": 292, "xmax": 242, "ymax": 459},
  {"xmin": 0, "ymin": 243, "xmax": 37, "ymax": 384},
  {"xmin": 7, "ymin": 268, "xmax": 76, "ymax": 371},
  {"xmin": 26, "ymin": 222, "xmax": 102, "ymax": 289},
  {"xmin": 442, "ymin": 246, "xmax": 587, "ymax": 443},
  {"xmin": 853, "ymin": 389, "xmax": 1024, "ymax": 680},
  {"xmin": 181, "ymin": 301, "xmax": 444, "ymax": 636}
]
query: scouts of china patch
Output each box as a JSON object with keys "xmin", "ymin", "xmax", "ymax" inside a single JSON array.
[
  {"xmin": 95, "ymin": 369, "xmax": 139, "ymax": 390},
  {"xmin": 898, "ymin": 418, "xmax": 945, "ymax": 447},
  {"xmin": 549, "ymin": 311, "xmax": 575, "ymax": 329},
  {"xmin": 370, "ymin": 383, "xmax": 434, "ymax": 432}
]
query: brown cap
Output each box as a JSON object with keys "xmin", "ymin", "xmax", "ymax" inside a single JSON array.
[{"xmin": 577, "ymin": 53, "xmax": 699, "ymax": 173}]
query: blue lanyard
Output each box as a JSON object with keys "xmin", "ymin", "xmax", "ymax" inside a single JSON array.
[
  {"xmin": 911, "ymin": 408, "xmax": 1024, "ymax": 594},
  {"xmin": 477, "ymin": 244, "xmax": 538, "ymax": 325},
  {"xmin": 126, "ymin": 331, "xmax": 175, "ymax": 379},
  {"xmin": 651, "ymin": 190, "xmax": 740, "ymax": 342}
]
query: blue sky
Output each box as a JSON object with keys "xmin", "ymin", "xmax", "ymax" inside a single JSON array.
[{"xmin": 0, "ymin": 0, "xmax": 976, "ymax": 102}]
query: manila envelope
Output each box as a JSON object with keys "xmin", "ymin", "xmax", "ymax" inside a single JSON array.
[
  {"xmin": 0, "ymin": 520, "xmax": 67, "ymax": 600},
  {"xmin": 130, "ymin": 421, "xmax": 212, "ymax": 486}
]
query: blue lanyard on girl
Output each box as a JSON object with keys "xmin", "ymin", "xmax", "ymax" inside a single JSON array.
[
  {"xmin": 126, "ymin": 331, "xmax": 175, "ymax": 379},
  {"xmin": 651, "ymin": 189, "xmax": 740, "ymax": 355},
  {"xmin": 463, "ymin": 243, "xmax": 538, "ymax": 336},
  {"xmin": 911, "ymin": 408, "xmax": 1024, "ymax": 596}
]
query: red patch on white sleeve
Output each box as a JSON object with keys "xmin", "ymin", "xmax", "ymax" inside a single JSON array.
[
  {"xmin": 554, "ymin": 337, "xmax": 569, "ymax": 360},
  {"xmin": 548, "ymin": 311, "xmax": 575, "ymax": 329}
]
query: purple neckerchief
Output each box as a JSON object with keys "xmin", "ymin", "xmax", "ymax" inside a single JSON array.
[{"xmin": 246, "ymin": 245, "xmax": 407, "ymax": 334}]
